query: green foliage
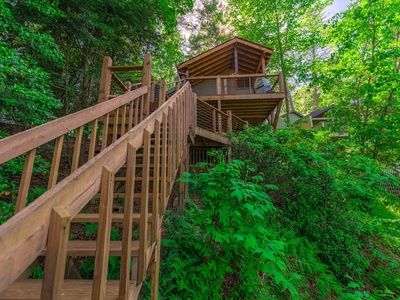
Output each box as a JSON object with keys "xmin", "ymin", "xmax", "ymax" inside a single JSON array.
[
  {"xmin": 231, "ymin": 124, "xmax": 400, "ymax": 297},
  {"xmin": 317, "ymin": 0, "xmax": 400, "ymax": 163},
  {"xmin": 153, "ymin": 160, "xmax": 300, "ymax": 299}
]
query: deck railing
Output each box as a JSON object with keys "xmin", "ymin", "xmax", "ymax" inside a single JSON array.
[
  {"xmin": 196, "ymin": 98, "xmax": 247, "ymax": 136},
  {"xmin": 188, "ymin": 73, "xmax": 284, "ymax": 97}
]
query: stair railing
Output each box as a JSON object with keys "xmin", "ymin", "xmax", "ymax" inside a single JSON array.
[
  {"xmin": 0, "ymin": 82, "xmax": 195, "ymax": 298},
  {"xmin": 0, "ymin": 87, "xmax": 147, "ymax": 216}
]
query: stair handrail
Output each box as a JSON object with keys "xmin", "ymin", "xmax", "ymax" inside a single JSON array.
[{"xmin": 0, "ymin": 87, "xmax": 147, "ymax": 165}]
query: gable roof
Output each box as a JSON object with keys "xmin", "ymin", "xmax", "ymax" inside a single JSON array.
[
  {"xmin": 177, "ymin": 37, "xmax": 274, "ymax": 77},
  {"xmin": 308, "ymin": 105, "xmax": 336, "ymax": 118}
]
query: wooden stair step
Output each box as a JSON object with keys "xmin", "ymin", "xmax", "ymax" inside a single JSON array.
[
  {"xmin": 40, "ymin": 240, "xmax": 140, "ymax": 257},
  {"xmin": 0, "ymin": 280, "xmax": 141, "ymax": 300},
  {"xmin": 73, "ymin": 213, "xmax": 153, "ymax": 223}
]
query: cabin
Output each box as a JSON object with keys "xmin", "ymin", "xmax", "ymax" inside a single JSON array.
[{"xmin": 178, "ymin": 37, "xmax": 285, "ymax": 128}]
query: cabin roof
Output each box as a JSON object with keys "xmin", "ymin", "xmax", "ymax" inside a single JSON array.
[
  {"xmin": 177, "ymin": 37, "xmax": 274, "ymax": 77},
  {"xmin": 307, "ymin": 105, "xmax": 336, "ymax": 118}
]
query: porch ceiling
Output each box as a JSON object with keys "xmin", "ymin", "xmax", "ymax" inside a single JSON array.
[{"xmin": 178, "ymin": 37, "xmax": 274, "ymax": 77}]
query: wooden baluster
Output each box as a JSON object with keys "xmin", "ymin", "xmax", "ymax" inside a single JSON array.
[
  {"xmin": 152, "ymin": 120, "xmax": 161, "ymax": 241},
  {"xmin": 128, "ymin": 100, "xmax": 134, "ymax": 130},
  {"xmin": 138, "ymin": 129, "xmax": 151, "ymax": 283},
  {"xmin": 71, "ymin": 126, "xmax": 84, "ymax": 173},
  {"xmin": 172, "ymin": 103, "xmax": 177, "ymax": 172},
  {"xmin": 159, "ymin": 79, "xmax": 166, "ymax": 105},
  {"xmin": 134, "ymin": 98, "xmax": 139, "ymax": 126},
  {"xmin": 120, "ymin": 105, "xmax": 127, "ymax": 136},
  {"xmin": 112, "ymin": 108, "xmax": 119, "ymax": 142},
  {"xmin": 139, "ymin": 96, "xmax": 144, "ymax": 123},
  {"xmin": 150, "ymin": 121, "xmax": 161, "ymax": 299},
  {"xmin": 176, "ymin": 97, "xmax": 181, "ymax": 162},
  {"xmin": 160, "ymin": 113, "xmax": 168, "ymax": 212},
  {"xmin": 41, "ymin": 207, "xmax": 71, "ymax": 300},
  {"xmin": 48, "ymin": 136, "xmax": 63, "ymax": 189},
  {"xmin": 15, "ymin": 149, "xmax": 36, "ymax": 214},
  {"xmin": 101, "ymin": 113, "xmax": 110, "ymax": 150},
  {"xmin": 119, "ymin": 143, "xmax": 136, "ymax": 298},
  {"xmin": 92, "ymin": 167, "xmax": 114, "ymax": 300},
  {"xmin": 88, "ymin": 120, "xmax": 98, "ymax": 160},
  {"xmin": 167, "ymin": 106, "xmax": 173, "ymax": 193}
]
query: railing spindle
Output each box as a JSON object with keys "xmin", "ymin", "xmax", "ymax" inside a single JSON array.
[{"xmin": 48, "ymin": 136, "xmax": 64, "ymax": 189}]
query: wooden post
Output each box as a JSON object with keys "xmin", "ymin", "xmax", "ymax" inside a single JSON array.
[
  {"xmin": 98, "ymin": 57, "xmax": 113, "ymax": 104},
  {"xmin": 175, "ymin": 75, "xmax": 180, "ymax": 92},
  {"xmin": 160, "ymin": 113, "xmax": 168, "ymax": 213},
  {"xmin": 138, "ymin": 129, "xmax": 151, "ymax": 283},
  {"xmin": 120, "ymin": 105, "xmax": 127, "ymax": 136},
  {"xmin": 227, "ymin": 110, "xmax": 232, "ymax": 132},
  {"xmin": 150, "ymin": 121, "xmax": 161, "ymax": 299},
  {"xmin": 15, "ymin": 149, "xmax": 36, "ymax": 214},
  {"xmin": 92, "ymin": 167, "xmax": 114, "ymax": 300},
  {"xmin": 216, "ymin": 75, "xmax": 221, "ymax": 95},
  {"xmin": 141, "ymin": 54, "xmax": 152, "ymax": 118},
  {"xmin": 212, "ymin": 110, "xmax": 216, "ymax": 133},
  {"xmin": 261, "ymin": 55, "xmax": 266, "ymax": 74},
  {"xmin": 101, "ymin": 113, "xmax": 110, "ymax": 150},
  {"xmin": 217, "ymin": 100, "xmax": 222, "ymax": 133},
  {"xmin": 159, "ymin": 79, "xmax": 166, "ymax": 104},
  {"xmin": 119, "ymin": 143, "xmax": 136, "ymax": 298},
  {"xmin": 41, "ymin": 207, "xmax": 71, "ymax": 300}
]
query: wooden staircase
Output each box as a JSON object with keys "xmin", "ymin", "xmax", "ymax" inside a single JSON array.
[{"xmin": 0, "ymin": 54, "xmax": 247, "ymax": 299}]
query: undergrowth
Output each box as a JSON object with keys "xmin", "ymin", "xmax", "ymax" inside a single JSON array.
[{"xmin": 141, "ymin": 124, "xmax": 400, "ymax": 299}]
